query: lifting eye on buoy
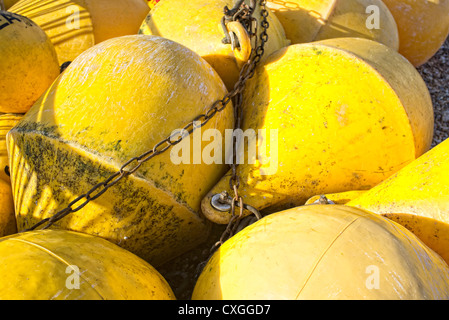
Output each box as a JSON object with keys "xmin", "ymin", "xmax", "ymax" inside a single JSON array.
[
  {"xmin": 210, "ymin": 191, "xmax": 261, "ymax": 220},
  {"xmin": 226, "ymin": 21, "xmax": 252, "ymax": 69}
]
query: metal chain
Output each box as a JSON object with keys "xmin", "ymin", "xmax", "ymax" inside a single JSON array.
[
  {"xmin": 219, "ymin": 0, "xmax": 269, "ymax": 244},
  {"xmin": 23, "ymin": 0, "xmax": 270, "ymax": 233},
  {"xmin": 196, "ymin": 1, "xmax": 270, "ymax": 277}
]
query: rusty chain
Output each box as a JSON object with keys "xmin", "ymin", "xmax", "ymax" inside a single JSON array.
[
  {"xmin": 195, "ymin": 0, "xmax": 270, "ymax": 277},
  {"xmin": 210, "ymin": 0, "xmax": 269, "ymax": 253},
  {"xmin": 23, "ymin": 0, "xmax": 270, "ymax": 233}
]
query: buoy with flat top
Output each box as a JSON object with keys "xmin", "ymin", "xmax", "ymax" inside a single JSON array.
[
  {"xmin": 201, "ymin": 37, "xmax": 434, "ymax": 225},
  {"xmin": 7, "ymin": 35, "xmax": 234, "ymax": 266}
]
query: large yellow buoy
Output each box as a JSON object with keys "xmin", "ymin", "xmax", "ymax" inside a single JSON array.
[
  {"xmin": 7, "ymin": 35, "xmax": 234, "ymax": 266},
  {"xmin": 381, "ymin": 0, "xmax": 449, "ymax": 66},
  {"xmin": 201, "ymin": 37, "xmax": 434, "ymax": 224},
  {"xmin": 0, "ymin": 113, "xmax": 23, "ymax": 182},
  {"xmin": 341, "ymin": 137, "xmax": 449, "ymax": 265},
  {"xmin": 192, "ymin": 205, "xmax": 449, "ymax": 300},
  {"xmin": 0, "ymin": 230, "xmax": 175, "ymax": 299},
  {"xmin": 139, "ymin": 0, "xmax": 290, "ymax": 91},
  {"xmin": 267, "ymin": 0, "xmax": 399, "ymax": 50},
  {"xmin": 9, "ymin": 0, "xmax": 150, "ymax": 65},
  {"xmin": 0, "ymin": 178, "xmax": 15, "ymax": 237},
  {"xmin": 146, "ymin": 0, "xmax": 160, "ymax": 9},
  {"xmin": 0, "ymin": 10, "xmax": 60, "ymax": 114}
]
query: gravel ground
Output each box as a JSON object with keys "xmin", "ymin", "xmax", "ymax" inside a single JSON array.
[
  {"xmin": 156, "ymin": 38, "xmax": 449, "ymax": 300},
  {"xmin": 417, "ymin": 38, "xmax": 449, "ymax": 147}
]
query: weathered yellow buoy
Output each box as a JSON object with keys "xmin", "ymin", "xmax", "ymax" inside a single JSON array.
[
  {"xmin": 267, "ymin": 0, "xmax": 399, "ymax": 50},
  {"xmin": 381, "ymin": 0, "xmax": 449, "ymax": 66},
  {"xmin": 0, "ymin": 10, "xmax": 60, "ymax": 114},
  {"xmin": 343, "ymin": 137, "xmax": 449, "ymax": 265},
  {"xmin": 0, "ymin": 178, "xmax": 15, "ymax": 237},
  {"xmin": 192, "ymin": 205, "xmax": 449, "ymax": 300},
  {"xmin": 201, "ymin": 37, "xmax": 434, "ymax": 224},
  {"xmin": 0, "ymin": 113, "xmax": 23, "ymax": 182},
  {"xmin": 9, "ymin": 0, "xmax": 150, "ymax": 65},
  {"xmin": 7, "ymin": 35, "xmax": 234, "ymax": 266},
  {"xmin": 0, "ymin": 230, "xmax": 176, "ymax": 299},
  {"xmin": 139, "ymin": 0, "xmax": 290, "ymax": 91}
]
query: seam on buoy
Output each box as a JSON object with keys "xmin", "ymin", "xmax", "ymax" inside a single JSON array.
[
  {"xmin": 8, "ymin": 237, "xmax": 105, "ymax": 300},
  {"xmin": 295, "ymin": 215, "xmax": 362, "ymax": 299}
]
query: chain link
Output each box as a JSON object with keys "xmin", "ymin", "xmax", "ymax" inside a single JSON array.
[
  {"xmin": 23, "ymin": 0, "xmax": 270, "ymax": 233},
  {"xmin": 196, "ymin": 1, "xmax": 269, "ymax": 277},
  {"xmin": 223, "ymin": 0, "xmax": 269, "ymax": 242}
]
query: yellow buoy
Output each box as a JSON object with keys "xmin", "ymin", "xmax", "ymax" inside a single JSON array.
[
  {"xmin": 0, "ymin": 178, "xmax": 15, "ymax": 237},
  {"xmin": 201, "ymin": 37, "xmax": 434, "ymax": 224},
  {"xmin": 267, "ymin": 0, "xmax": 399, "ymax": 50},
  {"xmin": 0, "ymin": 230, "xmax": 176, "ymax": 299},
  {"xmin": 139, "ymin": 0, "xmax": 290, "ymax": 91},
  {"xmin": 9, "ymin": 0, "xmax": 150, "ymax": 65},
  {"xmin": 7, "ymin": 35, "xmax": 234, "ymax": 266},
  {"xmin": 381, "ymin": 0, "xmax": 449, "ymax": 67},
  {"xmin": 0, "ymin": 113, "xmax": 23, "ymax": 182},
  {"xmin": 0, "ymin": 10, "xmax": 60, "ymax": 114},
  {"xmin": 192, "ymin": 205, "xmax": 449, "ymax": 300},
  {"xmin": 343, "ymin": 137, "xmax": 449, "ymax": 265}
]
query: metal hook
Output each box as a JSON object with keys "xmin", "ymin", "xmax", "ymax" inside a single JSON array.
[{"xmin": 210, "ymin": 191, "xmax": 262, "ymax": 220}]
